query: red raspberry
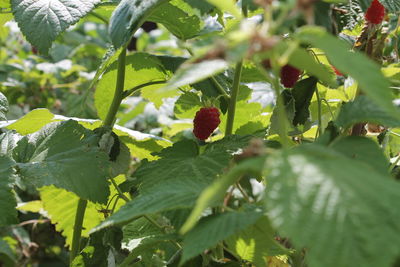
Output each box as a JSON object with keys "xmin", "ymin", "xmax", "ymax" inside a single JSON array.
[
  {"xmin": 280, "ymin": 64, "xmax": 301, "ymax": 88},
  {"xmin": 365, "ymin": 0, "xmax": 385, "ymax": 25},
  {"xmin": 193, "ymin": 107, "xmax": 221, "ymax": 140}
]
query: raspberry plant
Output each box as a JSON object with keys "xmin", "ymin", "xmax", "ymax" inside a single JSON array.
[{"xmin": 1, "ymin": 0, "xmax": 400, "ymax": 266}]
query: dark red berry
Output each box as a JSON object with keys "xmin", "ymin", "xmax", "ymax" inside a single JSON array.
[
  {"xmin": 280, "ymin": 64, "xmax": 301, "ymax": 88},
  {"xmin": 193, "ymin": 107, "xmax": 221, "ymax": 140},
  {"xmin": 365, "ymin": 0, "xmax": 385, "ymax": 25}
]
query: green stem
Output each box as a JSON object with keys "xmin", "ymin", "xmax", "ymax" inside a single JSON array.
[
  {"xmin": 315, "ymin": 86, "xmax": 322, "ymax": 139},
  {"xmin": 225, "ymin": 61, "xmax": 243, "ymax": 135},
  {"xmin": 70, "ymin": 199, "xmax": 88, "ymax": 263},
  {"xmin": 70, "ymin": 48, "xmax": 127, "ymax": 263},
  {"xmin": 103, "ymin": 48, "xmax": 127, "ymax": 127}
]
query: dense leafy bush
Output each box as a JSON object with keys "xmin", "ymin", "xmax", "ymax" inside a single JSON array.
[{"xmin": 1, "ymin": 0, "xmax": 400, "ymax": 266}]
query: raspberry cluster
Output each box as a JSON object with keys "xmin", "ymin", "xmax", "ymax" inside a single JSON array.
[
  {"xmin": 365, "ymin": 0, "xmax": 385, "ymax": 25},
  {"xmin": 280, "ymin": 64, "xmax": 301, "ymax": 88},
  {"xmin": 193, "ymin": 107, "xmax": 221, "ymax": 140}
]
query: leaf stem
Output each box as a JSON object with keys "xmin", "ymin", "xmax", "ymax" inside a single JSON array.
[
  {"xmin": 103, "ymin": 48, "xmax": 127, "ymax": 127},
  {"xmin": 69, "ymin": 199, "xmax": 88, "ymax": 263},
  {"xmin": 315, "ymin": 86, "xmax": 323, "ymax": 139},
  {"xmin": 122, "ymin": 80, "xmax": 167, "ymax": 98},
  {"xmin": 225, "ymin": 61, "xmax": 243, "ymax": 135},
  {"xmin": 210, "ymin": 77, "xmax": 230, "ymax": 100},
  {"xmin": 110, "ymin": 177, "xmax": 130, "ymax": 202}
]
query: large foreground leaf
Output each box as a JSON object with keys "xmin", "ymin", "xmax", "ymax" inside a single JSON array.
[
  {"xmin": 264, "ymin": 144, "xmax": 400, "ymax": 267},
  {"xmin": 0, "ymin": 155, "xmax": 17, "ymax": 227},
  {"xmin": 13, "ymin": 120, "xmax": 111, "ymax": 203},
  {"xmin": 11, "ymin": 0, "xmax": 100, "ymax": 53}
]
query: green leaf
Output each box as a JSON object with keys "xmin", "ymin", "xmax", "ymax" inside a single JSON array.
[
  {"xmin": 11, "ymin": 0, "xmax": 100, "ymax": 54},
  {"xmin": 0, "ymin": 0, "xmax": 11, "ymax": 8},
  {"xmin": 330, "ymin": 136, "xmax": 390, "ymax": 176},
  {"xmin": 156, "ymin": 59, "xmax": 229, "ymax": 93},
  {"xmin": 220, "ymin": 101, "xmax": 265, "ymax": 135},
  {"xmin": 5, "ymin": 109, "xmax": 55, "ymax": 135},
  {"xmin": 291, "ymin": 77, "xmax": 318, "ymax": 126},
  {"xmin": 181, "ymin": 157, "xmax": 265, "ymax": 234},
  {"xmin": 288, "ymin": 48, "xmax": 336, "ymax": 88},
  {"xmin": 206, "ymin": 0, "xmax": 242, "ymax": 19},
  {"xmin": 335, "ymin": 95, "xmax": 400, "ymax": 129},
  {"xmin": 264, "ymin": 144, "xmax": 400, "ymax": 267},
  {"xmin": 226, "ymin": 216, "xmax": 288, "ymax": 266},
  {"xmin": 39, "ymin": 186, "xmax": 103, "ymax": 247},
  {"xmin": 94, "ymin": 53, "xmax": 170, "ymax": 119},
  {"xmin": 13, "ymin": 120, "xmax": 111, "ymax": 203},
  {"xmin": 174, "ymin": 91, "xmax": 202, "ymax": 119},
  {"xmin": 0, "ymin": 92, "xmax": 8, "ymax": 120},
  {"xmin": 0, "ymin": 238, "xmax": 16, "ymax": 267},
  {"xmin": 0, "ymin": 130, "xmax": 21, "ymax": 157},
  {"xmin": 379, "ymin": 0, "xmax": 400, "ymax": 12},
  {"xmin": 296, "ymin": 26, "xmax": 398, "ymax": 116},
  {"xmin": 181, "ymin": 207, "xmax": 263, "ymax": 263},
  {"xmin": 0, "ymin": 155, "xmax": 17, "ymax": 227},
  {"xmin": 92, "ymin": 140, "xmax": 231, "ymax": 232},
  {"xmin": 108, "ymin": 0, "xmax": 168, "ymax": 49},
  {"xmin": 149, "ymin": 0, "xmax": 204, "ymax": 40}
]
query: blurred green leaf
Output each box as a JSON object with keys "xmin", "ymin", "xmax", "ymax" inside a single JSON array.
[
  {"xmin": 330, "ymin": 136, "xmax": 390, "ymax": 176},
  {"xmin": 264, "ymin": 144, "xmax": 400, "ymax": 267},
  {"xmin": 0, "ymin": 238, "xmax": 16, "ymax": 267},
  {"xmin": 157, "ymin": 59, "xmax": 229, "ymax": 93}
]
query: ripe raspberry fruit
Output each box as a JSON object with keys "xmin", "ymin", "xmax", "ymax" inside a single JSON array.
[
  {"xmin": 280, "ymin": 64, "xmax": 301, "ymax": 88},
  {"xmin": 365, "ymin": 0, "xmax": 385, "ymax": 25},
  {"xmin": 193, "ymin": 107, "xmax": 221, "ymax": 140}
]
